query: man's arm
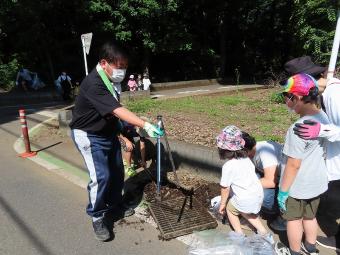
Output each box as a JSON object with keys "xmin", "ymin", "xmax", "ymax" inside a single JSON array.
[
  {"xmin": 113, "ymin": 107, "xmax": 145, "ymax": 128},
  {"xmin": 113, "ymin": 107, "xmax": 163, "ymax": 138},
  {"xmin": 294, "ymin": 120, "xmax": 340, "ymax": 142},
  {"xmin": 260, "ymin": 165, "xmax": 278, "ymax": 189},
  {"xmin": 318, "ymin": 123, "xmax": 340, "ymax": 142}
]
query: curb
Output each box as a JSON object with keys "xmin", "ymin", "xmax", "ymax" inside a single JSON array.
[{"xmin": 151, "ymin": 79, "xmax": 219, "ymax": 92}]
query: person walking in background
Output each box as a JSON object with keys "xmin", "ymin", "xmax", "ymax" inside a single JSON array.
[
  {"xmin": 217, "ymin": 125, "xmax": 273, "ymax": 243},
  {"xmin": 127, "ymin": 74, "xmax": 138, "ymax": 92},
  {"xmin": 287, "ymin": 56, "xmax": 340, "ymax": 252},
  {"xmin": 16, "ymin": 68, "xmax": 35, "ymax": 92},
  {"xmin": 69, "ymin": 41, "xmax": 163, "ymax": 242},
  {"xmin": 57, "ymin": 71, "xmax": 73, "ymax": 100},
  {"xmin": 142, "ymin": 73, "xmax": 151, "ymax": 91},
  {"xmin": 274, "ymin": 74, "xmax": 330, "ymax": 255}
]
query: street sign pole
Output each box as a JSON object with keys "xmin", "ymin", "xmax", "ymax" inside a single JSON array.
[
  {"xmin": 82, "ymin": 37, "xmax": 89, "ymax": 76},
  {"xmin": 81, "ymin": 33, "xmax": 93, "ymax": 76},
  {"xmin": 328, "ymin": 10, "xmax": 340, "ymax": 79}
]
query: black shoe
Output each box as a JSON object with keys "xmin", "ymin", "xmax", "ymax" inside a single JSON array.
[
  {"xmin": 123, "ymin": 207, "xmax": 135, "ymax": 217},
  {"xmin": 112, "ymin": 207, "xmax": 135, "ymax": 221},
  {"xmin": 92, "ymin": 218, "xmax": 112, "ymax": 241},
  {"xmin": 316, "ymin": 235, "xmax": 340, "ymax": 252}
]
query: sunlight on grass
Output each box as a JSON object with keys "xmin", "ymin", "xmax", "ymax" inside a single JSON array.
[{"xmin": 125, "ymin": 87, "xmax": 297, "ymax": 143}]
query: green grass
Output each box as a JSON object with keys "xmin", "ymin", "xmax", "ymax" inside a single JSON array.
[{"xmin": 125, "ymin": 87, "xmax": 298, "ymax": 144}]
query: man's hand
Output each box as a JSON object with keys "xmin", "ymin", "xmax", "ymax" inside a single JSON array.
[
  {"xmin": 143, "ymin": 122, "xmax": 164, "ymax": 138},
  {"xmin": 293, "ymin": 120, "xmax": 321, "ymax": 139},
  {"xmin": 277, "ymin": 189, "xmax": 289, "ymax": 212}
]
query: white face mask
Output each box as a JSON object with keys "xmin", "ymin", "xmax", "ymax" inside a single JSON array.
[
  {"xmin": 111, "ymin": 68, "xmax": 126, "ymax": 83},
  {"xmin": 286, "ymin": 104, "xmax": 295, "ymax": 113}
]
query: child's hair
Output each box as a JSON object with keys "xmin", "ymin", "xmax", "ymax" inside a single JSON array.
[
  {"xmin": 301, "ymin": 86, "xmax": 319, "ymax": 104},
  {"xmin": 99, "ymin": 41, "xmax": 128, "ymax": 64},
  {"xmin": 241, "ymin": 131, "xmax": 256, "ymax": 151},
  {"xmin": 218, "ymin": 148, "xmax": 248, "ymax": 160}
]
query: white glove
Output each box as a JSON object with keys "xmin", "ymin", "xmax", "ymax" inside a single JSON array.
[{"xmin": 143, "ymin": 122, "xmax": 164, "ymax": 138}]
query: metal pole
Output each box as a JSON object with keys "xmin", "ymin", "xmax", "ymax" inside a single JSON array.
[
  {"xmin": 82, "ymin": 37, "xmax": 88, "ymax": 76},
  {"xmin": 156, "ymin": 115, "xmax": 162, "ymax": 198},
  {"xmin": 19, "ymin": 109, "xmax": 37, "ymax": 158},
  {"xmin": 328, "ymin": 10, "xmax": 340, "ymax": 79}
]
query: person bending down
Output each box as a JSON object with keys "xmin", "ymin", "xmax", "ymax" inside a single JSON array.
[{"xmin": 216, "ymin": 125, "xmax": 273, "ymax": 242}]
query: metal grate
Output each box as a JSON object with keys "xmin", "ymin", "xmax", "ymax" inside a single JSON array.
[{"xmin": 149, "ymin": 196, "xmax": 218, "ymax": 240}]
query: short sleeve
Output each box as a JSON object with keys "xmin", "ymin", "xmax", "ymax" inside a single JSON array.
[
  {"xmin": 220, "ymin": 161, "xmax": 234, "ymax": 187},
  {"xmin": 283, "ymin": 124, "xmax": 306, "ymax": 160},
  {"xmin": 86, "ymin": 81, "xmax": 121, "ymax": 117},
  {"xmin": 258, "ymin": 149, "xmax": 279, "ymax": 169}
]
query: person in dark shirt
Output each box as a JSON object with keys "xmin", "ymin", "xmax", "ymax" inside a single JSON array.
[{"xmin": 70, "ymin": 41, "xmax": 163, "ymax": 242}]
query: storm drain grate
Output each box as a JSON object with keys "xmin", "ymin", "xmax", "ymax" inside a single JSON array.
[{"xmin": 148, "ymin": 196, "xmax": 218, "ymax": 240}]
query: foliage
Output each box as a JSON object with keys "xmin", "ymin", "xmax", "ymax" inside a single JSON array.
[
  {"xmin": 289, "ymin": 0, "xmax": 338, "ymax": 64},
  {"xmin": 0, "ymin": 56, "xmax": 20, "ymax": 91},
  {"xmin": 270, "ymin": 92, "xmax": 285, "ymax": 104},
  {"xmin": 0, "ymin": 0, "xmax": 338, "ymax": 83}
]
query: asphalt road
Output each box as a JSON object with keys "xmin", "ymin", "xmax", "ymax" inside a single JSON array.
[{"xmin": 0, "ymin": 102, "xmax": 187, "ymax": 255}]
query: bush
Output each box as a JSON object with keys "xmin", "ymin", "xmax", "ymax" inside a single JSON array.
[
  {"xmin": 270, "ymin": 92, "xmax": 284, "ymax": 104},
  {"xmin": 0, "ymin": 57, "xmax": 20, "ymax": 91}
]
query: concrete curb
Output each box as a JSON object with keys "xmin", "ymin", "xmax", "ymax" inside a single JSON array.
[{"xmin": 151, "ymin": 79, "xmax": 219, "ymax": 92}]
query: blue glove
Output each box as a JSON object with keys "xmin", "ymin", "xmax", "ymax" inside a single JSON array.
[
  {"xmin": 143, "ymin": 122, "xmax": 164, "ymax": 138},
  {"xmin": 277, "ymin": 189, "xmax": 289, "ymax": 212}
]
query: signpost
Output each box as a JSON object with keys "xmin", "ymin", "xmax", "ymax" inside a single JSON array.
[
  {"xmin": 328, "ymin": 11, "xmax": 340, "ymax": 79},
  {"xmin": 81, "ymin": 33, "xmax": 93, "ymax": 76}
]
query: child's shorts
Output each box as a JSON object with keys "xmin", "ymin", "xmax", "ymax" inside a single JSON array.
[
  {"xmin": 282, "ymin": 196, "xmax": 320, "ymax": 221},
  {"xmin": 227, "ymin": 200, "xmax": 241, "ymax": 216}
]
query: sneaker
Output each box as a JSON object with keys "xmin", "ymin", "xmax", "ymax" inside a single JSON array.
[
  {"xmin": 316, "ymin": 235, "xmax": 340, "ymax": 252},
  {"xmin": 270, "ymin": 216, "xmax": 287, "ymax": 231},
  {"xmin": 92, "ymin": 218, "xmax": 112, "ymax": 241},
  {"xmin": 274, "ymin": 242, "xmax": 291, "ymax": 255},
  {"xmin": 301, "ymin": 242, "xmax": 319, "ymax": 255},
  {"xmin": 125, "ymin": 166, "xmax": 137, "ymax": 177},
  {"xmin": 112, "ymin": 207, "xmax": 135, "ymax": 221},
  {"xmin": 262, "ymin": 232, "xmax": 275, "ymax": 245},
  {"xmin": 123, "ymin": 207, "xmax": 135, "ymax": 217}
]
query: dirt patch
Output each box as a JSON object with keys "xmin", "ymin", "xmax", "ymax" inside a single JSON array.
[{"xmin": 144, "ymin": 169, "xmax": 220, "ymax": 208}]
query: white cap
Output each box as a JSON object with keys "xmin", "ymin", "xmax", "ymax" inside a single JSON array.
[{"xmin": 129, "ymin": 74, "xmax": 134, "ymax": 79}]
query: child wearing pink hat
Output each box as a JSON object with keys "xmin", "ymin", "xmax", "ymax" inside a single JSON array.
[
  {"xmin": 216, "ymin": 125, "xmax": 273, "ymax": 242},
  {"xmin": 275, "ymin": 73, "xmax": 330, "ymax": 255}
]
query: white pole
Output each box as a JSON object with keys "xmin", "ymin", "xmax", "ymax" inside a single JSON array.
[
  {"xmin": 82, "ymin": 37, "xmax": 89, "ymax": 76},
  {"xmin": 328, "ymin": 10, "xmax": 340, "ymax": 79}
]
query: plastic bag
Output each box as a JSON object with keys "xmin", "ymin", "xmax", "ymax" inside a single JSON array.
[
  {"xmin": 209, "ymin": 196, "xmax": 228, "ymax": 224},
  {"xmin": 188, "ymin": 230, "xmax": 252, "ymax": 255},
  {"xmin": 244, "ymin": 234, "xmax": 275, "ymax": 255},
  {"xmin": 187, "ymin": 230, "xmax": 275, "ymax": 255}
]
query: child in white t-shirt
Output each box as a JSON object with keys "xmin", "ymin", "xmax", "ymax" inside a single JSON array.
[{"xmin": 217, "ymin": 125, "xmax": 272, "ymax": 240}]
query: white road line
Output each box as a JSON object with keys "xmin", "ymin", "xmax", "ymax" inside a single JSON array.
[{"xmin": 177, "ymin": 89, "xmax": 210, "ymax": 94}]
